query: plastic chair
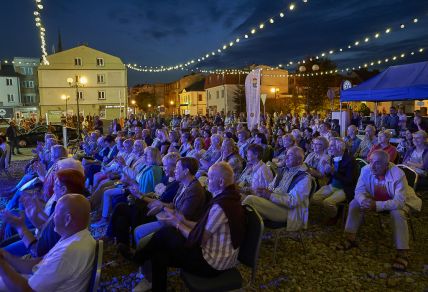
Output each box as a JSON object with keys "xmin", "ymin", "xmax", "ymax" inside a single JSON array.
[
  {"xmin": 373, "ymin": 165, "xmax": 419, "ymax": 242},
  {"xmin": 340, "ymin": 158, "xmax": 368, "ymax": 226},
  {"xmin": 87, "ymin": 240, "xmax": 103, "ymax": 292},
  {"xmin": 180, "ymin": 205, "xmax": 264, "ymax": 291},
  {"xmin": 265, "ymin": 175, "xmax": 316, "ymax": 263}
]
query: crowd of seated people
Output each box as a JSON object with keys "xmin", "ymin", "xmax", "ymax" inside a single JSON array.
[{"xmin": 0, "ymin": 110, "xmax": 425, "ymax": 291}]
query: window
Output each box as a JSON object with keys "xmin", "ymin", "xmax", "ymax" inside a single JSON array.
[
  {"xmin": 74, "ymin": 58, "xmax": 82, "ymax": 66},
  {"xmin": 22, "ymin": 67, "xmax": 33, "ymax": 75},
  {"xmin": 7, "ymin": 94, "xmax": 14, "ymax": 102},
  {"xmin": 23, "ymin": 81, "xmax": 34, "ymax": 88},
  {"xmin": 98, "ymin": 91, "xmax": 106, "ymax": 100},
  {"xmin": 221, "ymin": 90, "xmax": 225, "ymax": 98},
  {"xmin": 96, "ymin": 58, "xmax": 105, "ymax": 66},
  {"xmin": 97, "ymin": 74, "xmax": 105, "ymax": 84},
  {"xmin": 198, "ymin": 94, "xmax": 203, "ymax": 102},
  {"xmin": 6, "ymin": 78, "xmax": 13, "ymax": 86},
  {"xmin": 216, "ymin": 91, "xmax": 219, "ymax": 99},
  {"xmin": 78, "ymin": 91, "xmax": 83, "ymax": 100},
  {"xmin": 22, "ymin": 95, "xmax": 35, "ymax": 104}
]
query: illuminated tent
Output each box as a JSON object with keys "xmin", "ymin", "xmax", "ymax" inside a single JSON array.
[{"xmin": 340, "ymin": 61, "xmax": 428, "ymax": 102}]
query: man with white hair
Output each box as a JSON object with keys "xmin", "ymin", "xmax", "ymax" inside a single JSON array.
[
  {"xmin": 344, "ymin": 125, "xmax": 361, "ymax": 157},
  {"xmin": 311, "ymin": 138, "xmax": 358, "ymax": 225},
  {"xmin": 356, "ymin": 125, "xmax": 377, "ymax": 160},
  {"xmin": 243, "ymin": 146, "xmax": 312, "ymax": 231},
  {"xmin": 132, "ymin": 162, "xmax": 246, "ymax": 291},
  {"xmin": 339, "ymin": 150, "xmax": 422, "ymax": 271},
  {"xmin": 367, "ymin": 130, "xmax": 398, "ymax": 163},
  {"xmin": 0, "ymin": 194, "xmax": 96, "ymax": 291}
]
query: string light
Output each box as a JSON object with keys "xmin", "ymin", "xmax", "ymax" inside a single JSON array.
[
  {"xmin": 33, "ymin": 0, "xmax": 49, "ymax": 65},
  {"xmin": 277, "ymin": 15, "xmax": 423, "ymax": 69},
  {"xmin": 287, "ymin": 47, "xmax": 426, "ymax": 77},
  {"xmin": 126, "ymin": 0, "xmax": 309, "ymax": 72}
]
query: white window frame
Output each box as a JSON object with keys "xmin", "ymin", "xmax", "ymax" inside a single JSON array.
[
  {"xmin": 23, "ymin": 80, "xmax": 34, "ymax": 88},
  {"xmin": 7, "ymin": 94, "xmax": 14, "ymax": 102},
  {"xmin": 96, "ymin": 58, "xmax": 105, "ymax": 66},
  {"xmin": 25, "ymin": 67, "xmax": 33, "ymax": 75},
  {"xmin": 97, "ymin": 74, "xmax": 105, "ymax": 84},
  {"xmin": 6, "ymin": 78, "xmax": 13, "ymax": 86},
  {"xmin": 98, "ymin": 91, "xmax": 106, "ymax": 100},
  {"xmin": 22, "ymin": 95, "xmax": 35, "ymax": 104},
  {"xmin": 74, "ymin": 58, "xmax": 82, "ymax": 66}
]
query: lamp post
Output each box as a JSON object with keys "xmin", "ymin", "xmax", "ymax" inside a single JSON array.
[
  {"xmin": 61, "ymin": 94, "xmax": 70, "ymax": 125},
  {"xmin": 270, "ymin": 87, "xmax": 279, "ymax": 111},
  {"xmin": 67, "ymin": 76, "xmax": 87, "ymax": 140},
  {"xmin": 131, "ymin": 100, "xmax": 136, "ymax": 115},
  {"xmin": 170, "ymin": 100, "xmax": 175, "ymax": 115}
]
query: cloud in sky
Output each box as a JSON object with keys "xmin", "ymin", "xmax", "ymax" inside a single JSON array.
[{"xmin": 1, "ymin": 0, "xmax": 427, "ymax": 85}]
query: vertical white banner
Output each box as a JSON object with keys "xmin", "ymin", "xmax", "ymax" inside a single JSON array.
[{"xmin": 245, "ymin": 68, "xmax": 261, "ymax": 130}]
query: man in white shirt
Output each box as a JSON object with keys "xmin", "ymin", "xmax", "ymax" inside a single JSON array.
[{"xmin": 0, "ymin": 194, "xmax": 95, "ymax": 292}]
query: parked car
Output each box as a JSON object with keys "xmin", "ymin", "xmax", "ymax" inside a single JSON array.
[{"xmin": 16, "ymin": 124, "xmax": 78, "ymax": 147}]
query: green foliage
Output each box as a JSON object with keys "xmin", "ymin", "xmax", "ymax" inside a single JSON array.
[
  {"xmin": 294, "ymin": 58, "xmax": 338, "ymax": 112},
  {"xmin": 358, "ymin": 103, "xmax": 371, "ymax": 116},
  {"xmin": 136, "ymin": 92, "xmax": 157, "ymax": 111},
  {"xmin": 232, "ymin": 84, "xmax": 246, "ymax": 113}
]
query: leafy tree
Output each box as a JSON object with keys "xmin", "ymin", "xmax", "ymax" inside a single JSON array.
[
  {"xmin": 295, "ymin": 58, "xmax": 338, "ymax": 112},
  {"xmin": 232, "ymin": 85, "xmax": 246, "ymax": 113},
  {"xmin": 359, "ymin": 103, "xmax": 371, "ymax": 116},
  {"xmin": 136, "ymin": 92, "xmax": 157, "ymax": 111}
]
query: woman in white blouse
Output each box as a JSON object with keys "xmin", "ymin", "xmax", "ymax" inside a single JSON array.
[{"xmin": 238, "ymin": 144, "xmax": 274, "ymax": 196}]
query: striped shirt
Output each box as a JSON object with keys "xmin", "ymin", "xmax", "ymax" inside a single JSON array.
[{"xmin": 202, "ymin": 204, "xmax": 239, "ymax": 270}]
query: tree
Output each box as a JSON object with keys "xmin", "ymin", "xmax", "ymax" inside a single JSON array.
[
  {"xmin": 295, "ymin": 58, "xmax": 338, "ymax": 112},
  {"xmin": 136, "ymin": 92, "xmax": 157, "ymax": 111},
  {"xmin": 232, "ymin": 85, "xmax": 246, "ymax": 114}
]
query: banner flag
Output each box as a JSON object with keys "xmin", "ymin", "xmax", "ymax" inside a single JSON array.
[{"xmin": 245, "ymin": 68, "xmax": 261, "ymax": 130}]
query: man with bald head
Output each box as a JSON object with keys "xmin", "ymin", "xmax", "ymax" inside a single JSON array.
[
  {"xmin": 131, "ymin": 162, "xmax": 246, "ymax": 291},
  {"xmin": 0, "ymin": 194, "xmax": 96, "ymax": 291},
  {"xmin": 340, "ymin": 150, "xmax": 422, "ymax": 271},
  {"xmin": 243, "ymin": 146, "xmax": 312, "ymax": 231}
]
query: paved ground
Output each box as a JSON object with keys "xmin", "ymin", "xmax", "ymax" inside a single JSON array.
[
  {"xmin": 9, "ymin": 147, "xmax": 35, "ymax": 162},
  {"xmin": 1, "ymin": 157, "xmax": 427, "ymax": 291}
]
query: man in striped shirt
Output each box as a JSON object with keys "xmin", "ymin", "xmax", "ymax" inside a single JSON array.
[{"xmin": 132, "ymin": 162, "xmax": 245, "ymax": 292}]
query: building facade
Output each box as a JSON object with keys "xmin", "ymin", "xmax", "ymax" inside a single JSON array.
[
  {"xmin": 13, "ymin": 57, "xmax": 40, "ymax": 119},
  {"xmin": 178, "ymin": 79, "xmax": 206, "ymax": 116},
  {"xmin": 165, "ymin": 73, "xmax": 205, "ymax": 114},
  {"xmin": 38, "ymin": 45, "xmax": 127, "ymax": 122},
  {"xmin": 0, "ymin": 63, "xmax": 21, "ymax": 119},
  {"xmin": 205, "ymin": 72, "xmax": 247, "ymax": 115}
]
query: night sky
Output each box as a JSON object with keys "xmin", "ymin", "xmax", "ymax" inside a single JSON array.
[{"xmin": 2, "ymin": 0, "xmax": 428, "ymax": 86}]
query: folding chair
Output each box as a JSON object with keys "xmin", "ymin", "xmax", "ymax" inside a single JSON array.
[{"xmin": 181, "ymin": 205, "xmax": 264, "ymax": 291}]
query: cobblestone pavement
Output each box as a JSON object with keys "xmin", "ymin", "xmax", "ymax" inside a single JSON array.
[{"xmin": 1, "ymin": 159, "xmax": 427, "ymax": 291}]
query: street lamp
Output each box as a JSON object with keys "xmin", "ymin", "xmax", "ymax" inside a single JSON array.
[
  {"xmin": 131, "ymin": 100, "xmax": 136, "ymax": 114},
  {"xmin": 61, "ymin": 94, "xmax": 70, "ymax": 124},
  {"xmin": 270, "ymin": 87, "xmax": 279, "ymax": 97},
  {"xmin": 270, "ymin": 87, "xmax": 279, "ymax": 110},
  {"xmin": 67, "ymin": 76, "xmax": 87, "ymax": 140}
]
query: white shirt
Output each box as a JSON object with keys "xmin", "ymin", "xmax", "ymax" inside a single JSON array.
[{"xmin": 28, "ymin": 229, "xmax": 96, "ymax": 292}]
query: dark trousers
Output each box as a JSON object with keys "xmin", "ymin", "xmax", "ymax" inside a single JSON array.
[
  {"xmin": 106, "ymin": 200, "xmax": 155, "ymax": 246},
  {"xmin": 135, "ymin": 226, "xmax": 221, "ymax": 292}
]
